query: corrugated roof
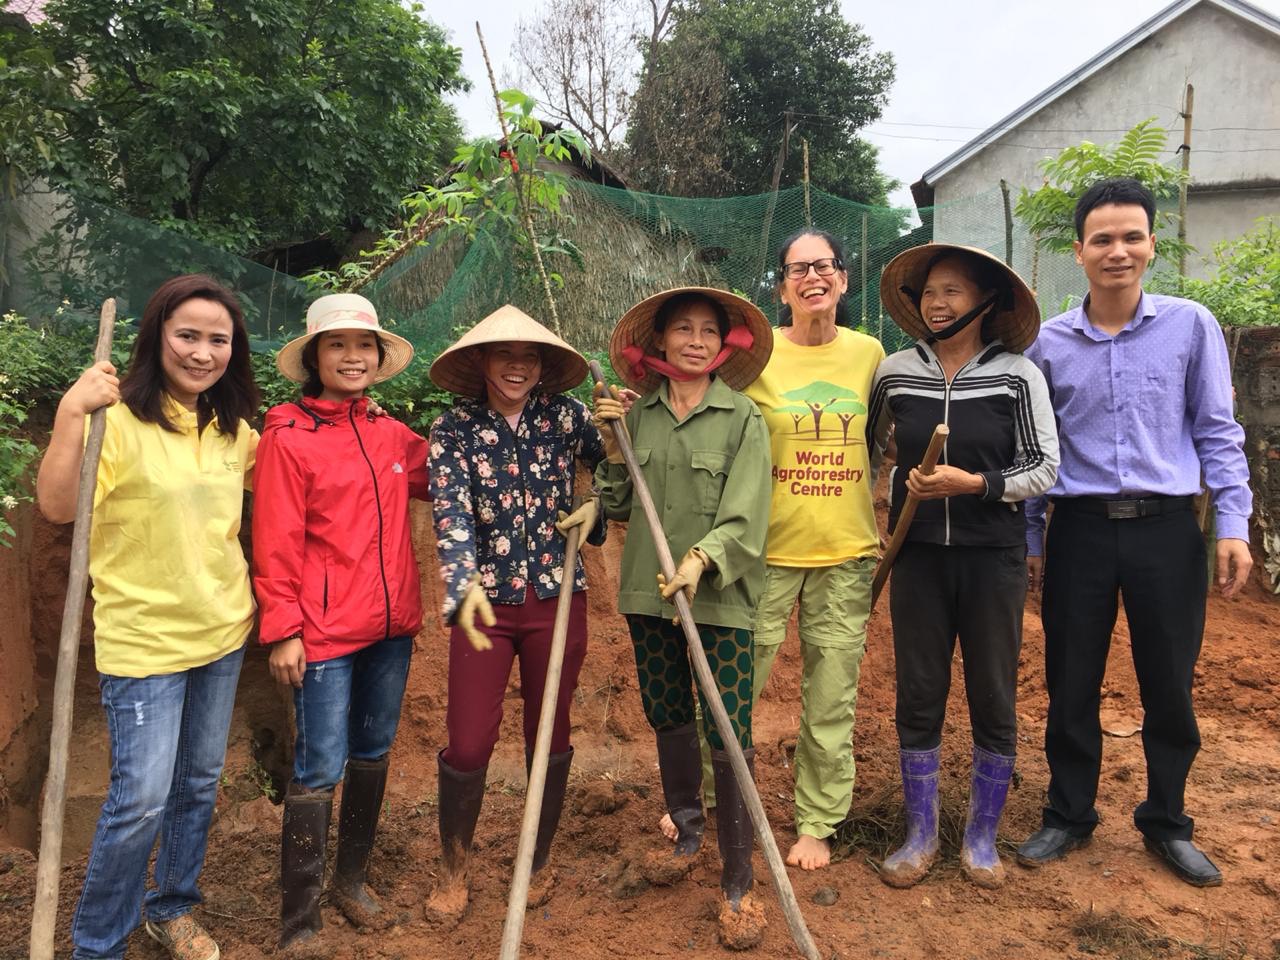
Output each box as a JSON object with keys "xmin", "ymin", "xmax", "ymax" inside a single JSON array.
[{"xmin": 918, "ymin": 0, "xmax": 1280, "ymax": 187}]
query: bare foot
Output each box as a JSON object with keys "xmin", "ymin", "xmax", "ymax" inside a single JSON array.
[
  {"xmin": 785, "ymin": 834, "xmax": 831, "ymax": 871},
  {"xmin": 658, "ymin": 813, "xmax": 677, "ymax": 843}
]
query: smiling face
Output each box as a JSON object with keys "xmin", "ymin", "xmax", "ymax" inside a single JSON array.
[
  {"xmin": 920, "ymin": 257, "xmax": 989, "ymax": 341},
  {"xmin": 654, "ymin": 299, "xmax": 723, "ymax": 381},
  {"xmin": 1074, "ymin": 202, "xmax": 1156, "ymax": 296},
  {"xmin": 314, "ymin": 330, "xmax": 381, "ymax": 402},
  {"xmin": 481, "ymin": 340, "xmax": 542, "ymax": 416},
  {"xmin": 160, "ymin": 297, "xmax": 234, "ymax": 409},
  {"xmin": 779, "ymin": 233, "xmax": 848, "ymax": 322}
]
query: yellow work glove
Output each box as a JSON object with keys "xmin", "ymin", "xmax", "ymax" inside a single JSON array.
[
  {"xmin": 555, "ymin": 496, "xmax": 599, "ymax": 538},
  {"xmin": 457, "ymin": 575, "xmax": 496, "ymax": 652},
  {"xmin": 591, "ymin": 381, "xmax": 626, "ymax": 465},
  {"xmin": 657, "ymin": 547, "xmax": 711, "ymax": 608}
]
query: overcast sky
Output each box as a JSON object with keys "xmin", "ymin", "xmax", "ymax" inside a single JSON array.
[{"xmin": 426, "ymin": 0, "xmax": 1280, "ymax": 209}]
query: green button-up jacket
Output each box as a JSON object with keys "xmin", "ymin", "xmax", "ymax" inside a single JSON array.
[{"xmin": 595, "ymin": 377, "xmax": 772, "ymax": 630}]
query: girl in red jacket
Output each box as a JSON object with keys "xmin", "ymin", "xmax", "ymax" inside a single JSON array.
[{"xmin": 252, "ymin": 294, "xmax": 429, "ymax": 951}]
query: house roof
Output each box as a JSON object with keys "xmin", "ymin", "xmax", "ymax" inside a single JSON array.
[{"xmin": 916, "ymin": 0, "xmax": 1280, "ymax": 192}]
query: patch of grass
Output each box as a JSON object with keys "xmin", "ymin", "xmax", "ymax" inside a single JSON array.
[{"xmin": 1072, "ymin": 908, "xmax": 1172, "ymax": 959}]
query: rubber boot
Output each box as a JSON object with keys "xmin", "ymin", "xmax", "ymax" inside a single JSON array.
[
  {"xmin": 880, "ymin": 747, "xmax": 940, "ymax": 888},
  {"xmin": 656, "ymin": 723, "xmax": 705, "ymax": 856},
  {"xmin": 960, "ymin": 745, "xmax": 1015, "ymax": 889},
  {"xmin": 330, "ymin": 756, "xmax": 391, "ymax": 929},
  {"xmin": 526, "ymin": 747, "xmax": 573, "ymax": 908},
  {"xmin": 424, "ymin": 751, "xmax": 487, "ymax": 927},
  {"xmin": 711, "ymin": 747, "xmax": 766, "ymax": 951},
  {"xmin": 280, "ymin": 784, "xmax": 333, "ymax": 950}
]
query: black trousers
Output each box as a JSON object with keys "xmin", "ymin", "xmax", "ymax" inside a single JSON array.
[
  {"xmin": 1040, "ymin": 503, "xmax": 1206, "ymax": 841},
  {"xmin": 889, "ymin": 541, "xmax": 1026, "ymax": 756}
]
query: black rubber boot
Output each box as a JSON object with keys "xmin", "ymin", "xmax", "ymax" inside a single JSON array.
[
  {"xmin": 424, "ymin": 750, "xmax": 487, "ymax": 927},
  {"xmin": 711, "ymin": 747, "xmax": 766, "ymax": 951},
  {"xmin": 331, "ymin": 756, "xmax": 390, "ymax": 928},
  {"xmin": 526, "ymin": 747, "xmax": 573, "ymax": 907},
  {"xmin": 280, "ymin": 784, "xmax": 333, "ymax": 949},
  {"xmin": 655, "ymin": 723, "xmax": 705, "ymax": 857}
]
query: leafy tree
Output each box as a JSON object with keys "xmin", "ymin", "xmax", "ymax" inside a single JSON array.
[
  {"xmin": 15, "ymin": 0, "xmax": 467, "ymax": 258},
  {"xmin": 1151, "ymin": 217, "xmax": 1279, "ymax": 327},
  {"xmin": 1015, "ymin": 119, "xmax": 1189, "ymax": 265},
  {"xmin": 626, "ymin": 0, "xmax": 895, "ymax": 202}
]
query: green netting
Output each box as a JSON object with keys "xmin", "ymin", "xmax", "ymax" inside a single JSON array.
[
  {"xmin": 363, "ymin": 181, "xmax": 1095, "ymax": 363},
  {"xmin": 4, "ymin": 180, "xmax": 1099, "ymax": 364}
]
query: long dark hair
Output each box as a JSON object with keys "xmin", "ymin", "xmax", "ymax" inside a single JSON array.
[
  {"xmin": 119, "ymin": 274, "xmax": 259, "ymax": 436},
  {"xmin": 299, "ymin": 332, "xmax": 387, "ymax": 398},
  {"xmin": 775, "ymin": 229, "xmax": 852, "ymax": 328}
]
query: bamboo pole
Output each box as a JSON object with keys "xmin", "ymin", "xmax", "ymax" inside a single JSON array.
[
  {"xmin": 588, "ymin": 362, "xmax": 821, "ymax": 960},
  {"xmin": 499, "ymin": 501, "xmax": 584, "ymax": 958},
  {"xmin": 802, "ymin": 139, "xmax": 811, "ymax": 228},
  {"xmin": 30, "ymin": 299, "xmax": 116, "ymax": 960},
  {"xmin": 860, "ymin": 213, "xmax": 868, "ymax": 327},
  {"xmin": 476, "ymin": 23, "xmax": 564, "ymax": 337},
  {"xmin": 870, "ymin": 424, "xmax": 948, "ymax": 608},
  {"xmin": 1178, "ymin": 83, "xmax": 1194, "ymax": 277}
]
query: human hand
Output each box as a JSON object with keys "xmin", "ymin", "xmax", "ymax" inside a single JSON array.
[
  {"xmin": 269, "ymin": 636, "xmax": 307, "ymax": 689},
  {"xmin": 458, "ymin": 575, "xmax": 496, "ymax": 651},
  {"xmin": 1027, "ymin": 554, "xmax": 1044, "ymax": 594},
  {"xmin": 906, "ymin": 464, "xmax": 985, "ymax": 500},
  {"xmin": 657, "ymin": 547, "xmax": 709, "ymax": 607},
  {"xmin": 367, "ymin": 398, "xmax": 386, "ymax": 418},
  {"xmin": 555, "ymin": 497, "xmax": 598, "ymax": 538},
  {"xmin": 61, "ymin": 361, "xmax": 119, "ymax": 418},
  {"xmin": 1216, "ymin": 538, "xmax": 1252, "ymax": 599}
]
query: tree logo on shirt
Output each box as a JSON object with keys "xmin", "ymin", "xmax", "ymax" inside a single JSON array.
[{"xmin": 779, "ymin": 382, "xmax": 867, "ymax": 443}]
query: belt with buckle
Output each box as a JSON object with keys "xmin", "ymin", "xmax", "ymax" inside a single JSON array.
[{"xmin": 1053, "ymin": 495, "xmax": 1194, "ymax": 519}]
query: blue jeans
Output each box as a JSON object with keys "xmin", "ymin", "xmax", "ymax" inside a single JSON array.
[
  {"xmin": 71, "ymin": 645, "xmax": 245, "ymax": 960},
  {"xmin": 293, "ymin": 636, "xmax": 412, "ymax": 790}
]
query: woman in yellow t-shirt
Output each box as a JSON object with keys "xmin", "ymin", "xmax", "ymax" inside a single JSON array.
[
  {"xmin": 743, "ymin": 229, "xmax": 884, "ymax": 871},
  {"xmin": 37, "ymin": 274, "xmax": 260, "ymax": 960}
]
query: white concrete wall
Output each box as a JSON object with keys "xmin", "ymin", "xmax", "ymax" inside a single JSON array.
[{"xmin": 930, "ymin": 2, "xmax": 1280, "ymax": 308}]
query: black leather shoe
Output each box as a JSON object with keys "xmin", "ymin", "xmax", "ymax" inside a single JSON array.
[
  {"xmin": 1015, "ymin": 826, "xmax": 1091, "ymax": 867},
  {"xmin": 1143, "ymin": 837, "xmax": 1223, "ymax": 887}
]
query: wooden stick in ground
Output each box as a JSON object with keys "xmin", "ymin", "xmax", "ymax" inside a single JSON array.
[
  {"xmin": 499, "ymin": 498, "xmax": 584, "ymax": 959},
  {"xmin": 30, "ymin": 299, "xmax": 116, "ymax": 960},
  {"xmin": 870, "ymin": 424, "xmax": 949, "ymax": 609},
  {"xmin": 587, "ymin": 363, "xmax": 821, "ymax": 960},
  {"xmin": 476, "ymin": 22, "xmax": 564, "ymax": 338}
]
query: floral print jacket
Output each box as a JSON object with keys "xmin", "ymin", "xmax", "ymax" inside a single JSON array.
[{"xmin": 429, "ymin": 393, "xmax": 606, "ymax": 621}]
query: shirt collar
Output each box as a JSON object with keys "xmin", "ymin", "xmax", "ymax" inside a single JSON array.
[
  {"xmin": 1073, "ymin": 290, "xmax": 1156, "ymax": 339},
  {"xmin": 161, "ymin": 393, "xmax": 199, "ymax": 432},
  {"xmin": 643, "ymin": 376, "xmax": 736, "ymax": 414}
]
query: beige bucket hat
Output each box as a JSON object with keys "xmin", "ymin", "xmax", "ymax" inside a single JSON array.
[
  {"xmin": 609, "ymin": 286, "xmax": 773, "ymax": 394},
  {"xmin": 879, "ymin": 244, "xmax": 1040, "ymax": 354},
  {"xmin": 428, "ymin": 304, "xmax": 588, "ymax": 397},
  {"xmin": 276, "ymin": 293, "xmax": 415, "ymax": 384}
]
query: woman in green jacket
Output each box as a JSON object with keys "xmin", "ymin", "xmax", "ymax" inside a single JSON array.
[{"xmin": 594, "ymin": 287, "xmax": 772, "ymax": 949}]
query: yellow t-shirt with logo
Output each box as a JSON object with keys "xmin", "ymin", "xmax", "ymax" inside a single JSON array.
[
  {"xmin": 745, "ymin": 327, "xmax": 884, "ymax": 567},
  {"xmin": 89, "ymin": 399, "xmax": 258, "ymax": 677}
]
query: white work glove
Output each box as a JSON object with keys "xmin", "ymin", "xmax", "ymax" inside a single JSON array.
[
  {"xmin": 657, "ymin": 547, "xmax": 711, "ymax": 607},
  {"xmin": 555, "ymin": 497, "xmax": 599, "ymax": 538},
  {"xmin": 457, "ymin": 575, "xmax": 496, "ymax": 652},
  {"xmin": 591, "ymin": 382, "xmax": 627, "ymax": 465}
]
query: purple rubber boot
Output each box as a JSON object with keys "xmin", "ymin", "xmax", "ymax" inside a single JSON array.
[
  {"xmin": 961, "ymin": 745, "xmax": 1016, "ymax": 888},
  {"xmin": 880, "ymin": 747, "xmax": 940, "ymax": 888}
]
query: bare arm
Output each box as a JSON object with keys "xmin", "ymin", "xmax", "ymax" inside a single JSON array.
[{"xmin": 35, "ymin": 362, "xmax": 119, "ymax": 524}]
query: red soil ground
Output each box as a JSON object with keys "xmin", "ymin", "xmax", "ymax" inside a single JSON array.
[{"xmin": 1, "ymin": 479, "xmax": 1277, "ymax": 959}]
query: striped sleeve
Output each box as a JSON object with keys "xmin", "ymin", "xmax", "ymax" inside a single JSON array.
[{"xmin": 981, "ymin": 357, "xmax": 1059, "ymax": 503}]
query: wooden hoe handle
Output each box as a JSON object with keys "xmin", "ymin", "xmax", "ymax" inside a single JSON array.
[{"xmin": 870, "ymin": 423, "xmax": 949, "ymax": 609}]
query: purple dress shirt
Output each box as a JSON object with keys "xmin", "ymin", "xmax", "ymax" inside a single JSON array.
[{"xmin": 1025, "ymin": 291, "xmax": 1251, "ymax": 556}]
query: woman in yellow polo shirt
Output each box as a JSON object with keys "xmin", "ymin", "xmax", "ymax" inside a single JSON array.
[{"xmin": 37, "ymin": 274, "xmax": 260, "ymax": 960}]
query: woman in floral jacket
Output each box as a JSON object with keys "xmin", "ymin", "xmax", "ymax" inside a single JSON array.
[{"xmin": 424, "ymin": 305, "xmax": 605, "ymax": 925}]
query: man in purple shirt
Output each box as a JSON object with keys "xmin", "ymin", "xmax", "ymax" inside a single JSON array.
[{"xmin": 1016, "ymin": 178, "xmax": 1252, "ymax": 887}]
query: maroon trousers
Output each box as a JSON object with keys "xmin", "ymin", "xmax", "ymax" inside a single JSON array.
[{"xmin": 442, "ymin": 587, "xmax": 588, "ymax": 772}]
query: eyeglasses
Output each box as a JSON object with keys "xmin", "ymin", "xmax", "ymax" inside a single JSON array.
[{"xmin": 782, "ymin": 258, "xmax": 843, "ymax": 279}]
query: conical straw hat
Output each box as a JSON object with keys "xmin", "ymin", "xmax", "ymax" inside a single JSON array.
[{"xmin": 428, "ymin": 304, "xmax": 588, "ymax": 397}]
